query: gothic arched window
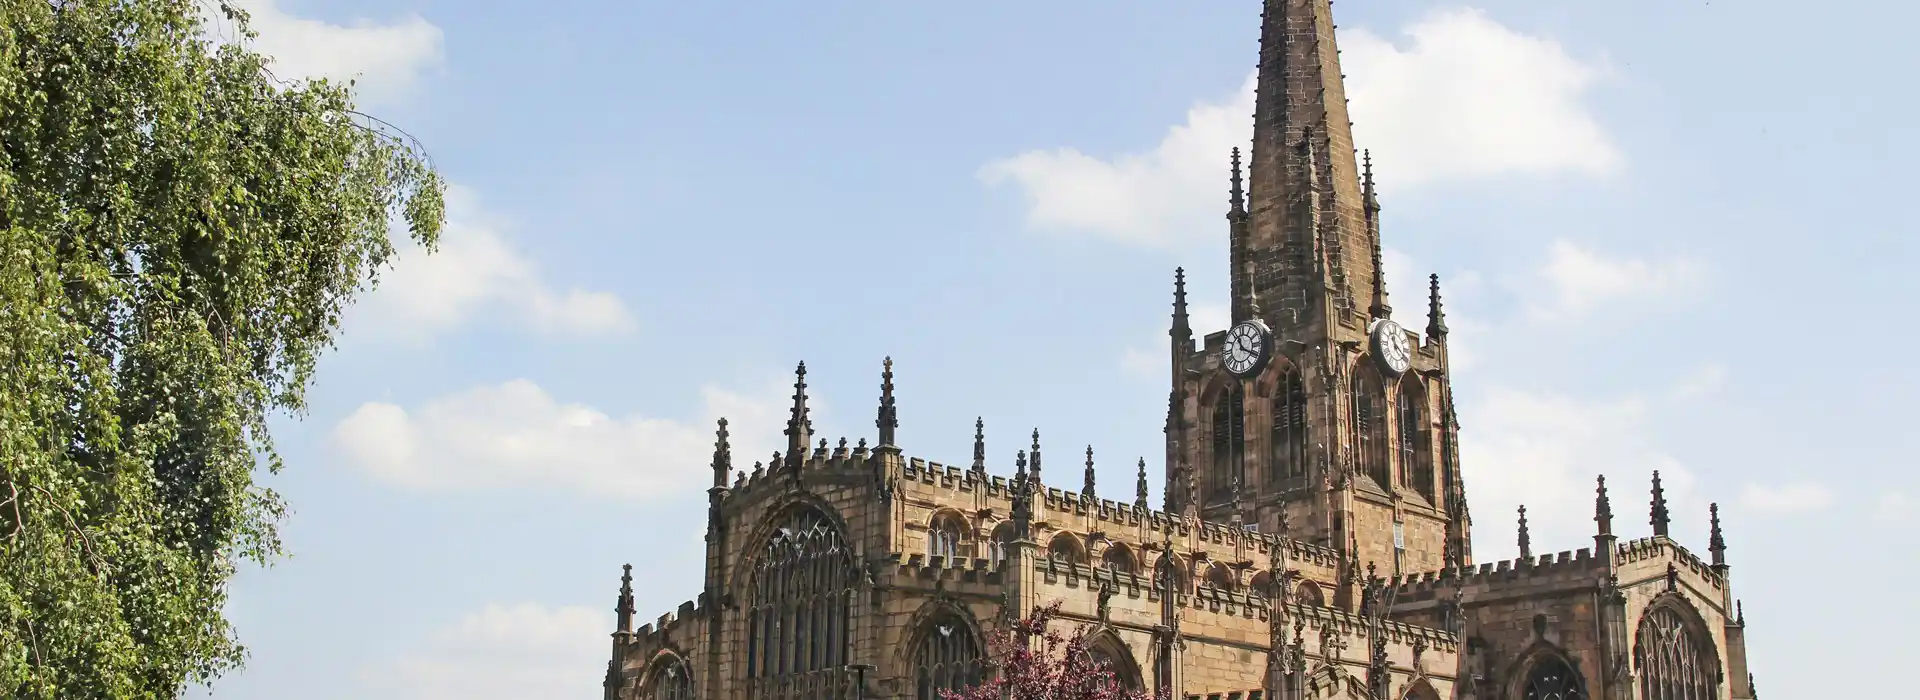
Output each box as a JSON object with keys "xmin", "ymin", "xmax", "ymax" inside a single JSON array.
[
  {"xmin": 1210, "ymin": 393, "xmax": 1234, "ymax": 500},
  {"xmin": 1048, "ymin": 532, "xmax": 1086, "ymax": 565},
  {"xmin": 1521, "ymin": 654, "xmax": 1585, "ymax": 700},
  {"xmin": 1351, "ymin": 366, "xmax": 1388, "ymax": 490},
  {"xmin": 1203, "ymin": 562, "xmax": 1236, "ymax": 591},
  {"xmin": 1635, "ymin": 604, "xmax": 1718, "ymax": 700},
  {"xmin": 1271, "ymin": 368, "xmax": 1308, "ymax": 481},
  {"xmin": 1081, "ymin": 634, "xmax": 1143, "ymax": 691},
  {"xmin": 1249, "ymin": 570, "xmax": 1273, "ymax": 598},
  {"xmin": 1398, "ymin": 380, "xmax": 1433, "ymax": 503},
  {"xmin": 745, "ymin": 507, "xmax": 855, "ymax": 697},
  {"xmin": 643, "ymin": 656, "xmax": 693, "ymax": 700},
  {"xmin": 1102, "ymin": 544, "xmax": 1136, "ymax": 575},
  {"xmin": 988, "ymin": 522, "xmax": 1015, "ymax": 568},
  {"xmin": 928, "ymin": 511, "xmax": 967, "ymax": 561},
  {"xmin": 914, "ymin": 611, "xmax": 984, "ymax": 700},
  {"xmin": 1295, "ymin": 580, "xmax": 1325, "ymax": 607}
]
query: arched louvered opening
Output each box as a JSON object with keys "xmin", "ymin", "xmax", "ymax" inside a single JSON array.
[
  {"xmin": 928, "ymin": 511, "xmax": 968, "ymax": 561},
  {"xmin": 1047, "ymin": 532, "xmax": 1086, "ymax": 565},
  {"xmin": 744, "ymin": 506, "xmax": 856, "ymax": 699},
  {"xmin": 1270, "ymin": 367, "xmax": 1308, "ymax": 481},
  {"xmin": 642, "ymin": 655, "xmax": 694, "ymax": 700},
  {"xmin": 1634, "ymin": 603, "xmax": 1719, "ymax": 700},
  {"xmin": 1101, "ymin": 544, "xmax": 1137, "ymax": 575},
  {"xmin": 988, "ymin": 521, "xmax": 1015, "ymax": 568},
  {"xmin": 913, "ymin": 611, "xmax": 984, "ymax": 700},
  {"xmin": 1350, "ymin": 365, "xmax": 1389, "ymax": 491},
  {"xmin": 1209, "ymin": 392, "xmax": 1234, "ymax": 501},
  {"xmin": 1295, "ymin": 580, "xmax": 1325, "ymax": 607},
  {"xmin": 1397, "ymin": 378, "xmax": 1434, "ymax": 503},
  {"xmin": 1521, "ymin": 654, "xmax": 1586, "ymax": 700},
  {"xmin": 1203, "ymin": 562, "xmax": 1236, "ymax": 591}
]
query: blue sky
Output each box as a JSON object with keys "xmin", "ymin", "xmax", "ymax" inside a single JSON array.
[{"xmin": 192, "ymin": 1, "xmax": 1916, "ymax": 697}]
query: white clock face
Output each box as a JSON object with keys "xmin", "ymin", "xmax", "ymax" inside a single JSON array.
[
  {"xmin": 1372, "ymin": 319, "xmax": 1412, "ymax": 375},
  {"xmin": 1223, "ymin": 321, "xmax": 1268, "ymax": 376}
]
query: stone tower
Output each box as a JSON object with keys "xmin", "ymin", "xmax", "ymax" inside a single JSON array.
[{"xmin": 1165, "ymin": 0, "xmax": 1468, "ymax": 580}]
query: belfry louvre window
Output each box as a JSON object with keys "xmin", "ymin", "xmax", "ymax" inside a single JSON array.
[
  {"xmin": 1350, "ymin": 368, "xmax": 1388, "ymax": 490},
  {"xmin": 745, "ymin": 507, "xmax": 857, "ymax": 699},
  {"xmin": 1522, "ymin": 655, "xmax": 1585, "ymax": 700},
  {"xmin": 1635, "ymin": 604, "xmax": 1718, "ymax": 700},
  {"xmin": 913, "ymin": 613, "xmax": 983, "ymax": 700},
  {"xmin": 1210, "ymin": 395, "xmax": 1234, "ymax": 500},
  {"xmin": 643, "ymin": 657, "xmax": 693, "ymax": 700},
  {"xmin": 1398, "ymin": 382, "xmax": 1433, "ymax": 502},
  {"xmin": 1270, "ymin": 369, "xmax": 1308, "ymax": 480}
]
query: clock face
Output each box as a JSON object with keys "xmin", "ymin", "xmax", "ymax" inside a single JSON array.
[
  {"xmin": 1223, "ymin": 321, "xmax": 1270, "ymax": 377},
  {"xmin": 1371, "ymin": 319, "xmax": 1412, "ymax": 375}
]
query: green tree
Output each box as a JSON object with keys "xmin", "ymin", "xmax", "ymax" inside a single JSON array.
[{"xmin": 0, "ymin": 1, "xmax": 443, "ymax": 696}]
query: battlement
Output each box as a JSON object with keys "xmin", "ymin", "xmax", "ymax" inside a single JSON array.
[
  {"xmin": 893, "ymin": 550, "xmax": 1004, "ymax": 586},
  {"xmin": 729, "ymin": 436, "xmax": 877, "ymax": 498},
  {"xmin": 631, "ymin": 598, "xmax": 707, "ymax": 648},
  {"xmin": 1389, "ymin": 546, "xmax": 1605, "ymax": 601},
  {"xmin": 1618, "ymin": 536, "xmax": 1726, "ymax": 591}
]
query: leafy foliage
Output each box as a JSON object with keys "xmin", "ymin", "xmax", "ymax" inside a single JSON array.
[
  {"xmin": 0, "ymin": 0, "xmax": 443, "ymax": 696},
  {"xmin": 942, "ymin": 602, "xmax": 1170, "ymax": 700}
]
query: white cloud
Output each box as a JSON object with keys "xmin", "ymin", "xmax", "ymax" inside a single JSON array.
[
  {"xmin": 359, "ymin": 603, "xmax": 607, "ymax": 700},
  {"xmin": 353, "ymin": 185, "xmax": 636, "ymax": 342},
  {"xmin": 331, "ymin": 377, "xmax": 795, "ymax": 500},
  {"xmin": 1672, "ymin": 363, "xmax": 1730, "ymax": 401},
  {"xmin": 979, "ymin": 8, "xmax": 1614, "ymax": 245},
  {"xmin": 1121, "ymin": 303, "xmax": 1229, "ymax": 379},
  {"xmin": 1460, "ymin": 386, "xmax": 1697, "ymax": 558},
  {"xmin": 1526, "ymin": 240, "xmax": 1699, "ymax": 321},
  {"xmin": 205, "ymin": 0, "xmax": 444, "ymax": 105},
  {"xmin": 1342, "ymin": 8, "xmax": 1621, "ymax": 186},
  {"xmin": 1738, "ymin": 482, "xmax": 1836, "ymax": 515},
  {"xmin": 1877, "ymin": 491, "xmax": 1915, "ymax": 523}
]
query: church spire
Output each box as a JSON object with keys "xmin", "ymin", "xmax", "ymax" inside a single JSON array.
[
  {"xmin": 1136, "ymin": 458, "xmax": 1150, "ymax": 510},
  {"xmin": 876, "ymin": 357, "xmax": 898, "ymax": 448},
  {"xmin": 1650, "ymin": 470, "xmax": 1672, "ymax": 537},
  {"xmin": 1427, "ymin": 274, "xmax": 1449, "ymax": 339},
  {"xmin": 1082, "ymin": 446, "xmax": 1097, "ymax": 498},
  {"xmin": 783, "ymin": 362, "xmax": 811, "ymax": 474}
]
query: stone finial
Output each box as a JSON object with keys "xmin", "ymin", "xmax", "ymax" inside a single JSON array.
[
  {"xmin": 711, "ymin": 418, "xmax": 732, "ymax": 488},
  {"xmin": 970, "ymin": 417, "xmax": 986, "ymax": 475},
  {"xmin": 1171, "ymin": 267, "xmax": 1191, "ymax": 342},
  {"xmin": 1650, "ymin": 470, "xmax": 1671, "ymax": 537},
  {"xmin": 876, "ymin": 357, "xmax": 898, "ymax": 448},
  {"xmin": 783, "ymin": 362, "xmax": 812, "ymax": 471},
  {"xmin": 1737, "ymin": 600, "xmax": 1746, "ymax": 626},
  {"xmin": 1029, "ymin": 429, "xmax": 1043, "ymax": 484},
  {"xmin": 1012, "ymin": 451, "xmax": 1033, "ymax": 539},
  {"xmin": 1665, "ymin": 563, "xmax": 1680, "ymax": 592},
  {"xmin": 1082, "ymin": 445, "xmax": 1097, "ymax": 498},
  {"xmin": 1229, "ymin": 147, "xmax": 1247, "ymax": 217},
  {"xmin": 1362, "ymin": 150, "xmax": 1379, "ymax": 212},
  {"xmin": 1518, "ymin": 505, "xmax": 1532, "ymax": 562},
  {"xmin": 1709, "ymin": 502, "xmax": 1726, "ymax": 567},
  {"xmin": 615, "ymin": 564, "xmax": 636, "ymax": 634},
  {"xmin": 1427, "ymin": 273, "xmax": 1449, "ymax": 339},
  {"xmin": 1135, "ymin": 458, "xmax": 1150, "ymax": 511},
  {"xmin": 1595, "ymin": 474, "xmax": 1614, "ymax": 536}
]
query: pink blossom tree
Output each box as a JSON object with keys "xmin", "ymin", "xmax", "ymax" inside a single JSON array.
[{"xmin": 941, "ymin": 602, "xmax": 1171, "ymax": 700}]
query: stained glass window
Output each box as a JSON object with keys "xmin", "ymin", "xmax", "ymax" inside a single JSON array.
[
  {"xmin": 745, "ymin": 507, "xmax": 856, "ymax": 699},
  {"xmin": 914, "ymin": 613, "xmax": 983, "ymax": 700},
  {"xmin": 1522, "ymin": 655, "xmax": 1585, "ymax": 700},
  {"xmin": 1635, "ymin": 605, "xmax": 1718, "ymax": 700}
]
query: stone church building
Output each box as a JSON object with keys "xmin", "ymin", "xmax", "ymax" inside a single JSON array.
[{"xmin": 600, "ymin": 1, "xmax": 1758, "ymax": 698}]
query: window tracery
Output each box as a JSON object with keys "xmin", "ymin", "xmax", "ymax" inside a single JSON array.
[
  {"xmin": 913, "ymin": 611, "xmax": 983, "ymax": 700},
  {"xmin": 745, "ymin": 507, "xmax": 856, "ymax": 699},
  {"xmin": 988, "ymin": 522, "xmax": 1015, "ymax": 568},
  {"xmin": 928, "ymin": 512, "xmax": 967, "ymax": 560},
  {"xmin": 1521, "ymin": 655, "xmax": 1585, "ymax": 700},
  {"xmin": 1634, "ymin": 604, "xmax": 1718, "ymax": 700},
  {"xmin": 642, "ymin": 656, "xmax": 693, "ymax": 700},
  {"xmin": 1081, "ymin": 635, "xmax": 1143, "ymax": 691}
]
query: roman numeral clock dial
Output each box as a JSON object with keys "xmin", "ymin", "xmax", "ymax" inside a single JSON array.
[
  {"xmin": 1222, "ymin": 320, "xmax": 1272, "ymax": 378},
  {"xmin": 1370, "ymin": 318, "xmax": 1412, "ymax": 375}
]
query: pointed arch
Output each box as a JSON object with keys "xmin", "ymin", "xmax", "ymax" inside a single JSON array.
[
  {"xmin": 1047, "ymin": 531, "xmax": 1087, "ymax": 565},
  {"xmin": 1081, "ymin": 628, "xmax": 1145, "ymax": 691},
  {"xmin": 1209, "ymin": 389, "xmax": 1235, "ymax": 501},
  {"xmin": 1203, "ymin": 561, "xmax": 1237, "ymax": 591},
  {"xmin": 1401, "ymin": 678, "xmax": 1443, "ymax": 700},
  {"xmin": 1295, "ymin": 580, "xmax": 1325, "ymax": 607},
  {"xmin": 639, "ymin": 651, "xmax": 694, "ymax": 700},
  {"xmin": 1270, "ymin": 364, "xmax": 1309, "ymax": 481},
  {"xmin": 1101, "ymin": 542, "xmax": 1137, "ymax": 575},
  {"xmin": 742, "ymin": 504, "xmax": 857, "ymax": 695},
  {"xmin": 1397, "ymin": 376, "xmax": 1434, "ymax": 503},
  {"xmin": 927, "ymin": 509, "xmax": 969, "ymax": 560},
  {"xmin": 988, "ymin": 521, "xmax": 1015, "ymax": 568},
  {"xmin": 908, "ymin": 604, "xmax": 986, "ymax": 700},
  {"xmin": 1633, "ymin": 595, "xmax": 1721, "ymax": 700},
  {"xmin": 1350, "ymin": 361, "xmax": 1389, "ymax": 490},
  {"xmin": 1520, "ymin": 653, "xmax": 1586, "ymax": 700},
  {"xmin": 1249, "ymin": 570, "xmax": 1273, "ymax": 597}
]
